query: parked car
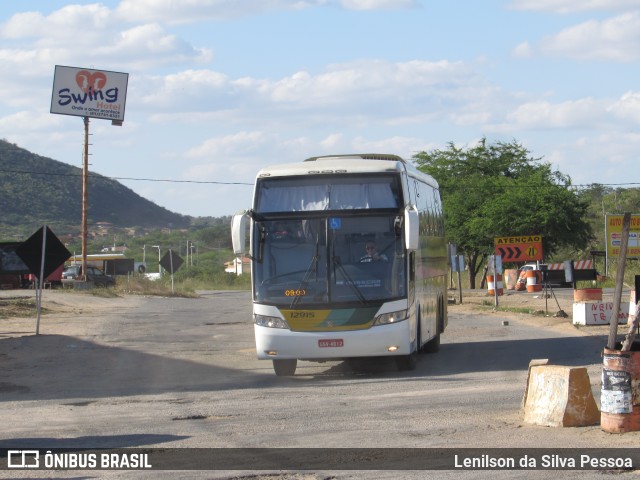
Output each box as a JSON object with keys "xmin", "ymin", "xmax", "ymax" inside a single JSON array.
[
  {"xmin": 61, "ymin": 265, "xmax": 115, "ymax": 287},
  {"xmin": 519, "ymin": 262, "xmax": 539, "ymax": 272}
]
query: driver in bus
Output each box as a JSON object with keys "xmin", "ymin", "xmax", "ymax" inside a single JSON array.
[{"xmin": 360, "ymin": 241, "xmax": 388, "ymax": 263}]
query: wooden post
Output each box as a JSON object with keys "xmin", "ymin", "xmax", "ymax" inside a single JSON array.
[
  {"xmin": 607, "ymin": 212, "xmax": 631, "ymax": 350},
  {"xmin": 457, "ymin": 255, "xmax": 462, "ymax": 305},
  {"xmin": 493, "ymin": 255, "xmax": 499, "ymax": 308}
]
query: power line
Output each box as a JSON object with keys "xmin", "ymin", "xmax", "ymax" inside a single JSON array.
[
  {"xmin": 0, "ymin": 167, "xmax": 253, "ymax": 185},
  {"xmin": 1, "ymin": 167, "xmax": 639, "ymax": 189}
]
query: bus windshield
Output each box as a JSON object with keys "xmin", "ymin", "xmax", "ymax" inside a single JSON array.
[
  {"xmin": 253, "ymin": 215, "xmax": 406, "ymax": 306},
  {"xmin": 255, "ymin": 174, "xmax": 401, "ymax": 212}
]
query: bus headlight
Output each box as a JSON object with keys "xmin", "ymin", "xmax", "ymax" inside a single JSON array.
[
  {"xmin": 373, "ymin": 309, "xmax": 408, "ymax": 326},
  {"xmin": 255, "ymin": 314, "xmax": 290, "ymax": 329}
]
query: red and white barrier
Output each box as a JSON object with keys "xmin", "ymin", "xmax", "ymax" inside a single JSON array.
[{"xmin": 547, "ymin": 260, "xmax": 593, "ymax": 270}]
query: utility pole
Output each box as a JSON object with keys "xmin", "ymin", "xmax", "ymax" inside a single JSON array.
[{"xmin": 81, "ymin": 116, "xmax": 90, "ymax": 281}]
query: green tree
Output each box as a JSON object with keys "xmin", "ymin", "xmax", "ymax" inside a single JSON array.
[
  {"xmin": 602, "ymin": 187, "xmax": 640, "ymax": 214},
  {"xmin": 413, "ymin": 139, "xmax": 593, "ymax": 289}
]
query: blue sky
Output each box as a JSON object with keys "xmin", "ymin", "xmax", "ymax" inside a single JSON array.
[{"xmin": 1, "ymin": 0, "xmax": 640, "ymax": 217}]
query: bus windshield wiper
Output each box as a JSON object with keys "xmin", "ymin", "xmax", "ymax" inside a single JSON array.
[
  {"xmin": 290, "ymin": 254, "xmax": 320, "ymax": 308},
  {"xmin": 333, "ymin": 256, "xmax": 366, "ymax": 305}
]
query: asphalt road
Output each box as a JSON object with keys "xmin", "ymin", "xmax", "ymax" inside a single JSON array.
[{"xmin": 0, "ymin": 289, "xmax": 638, "ymax": 479}]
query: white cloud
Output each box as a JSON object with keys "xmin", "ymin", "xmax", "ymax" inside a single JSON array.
[
  {"xmin": 320, "ymin": 133, "xmax": 344, "ymax": 149},
  {"xmin": 0, "ymin": 4, "xmax": 112, "ymax": 44},
  {"xmin": 116, "ymin": 0, "xmax": 323, "ymax": 24},
  {"xmin": 178, "ymin": 131, "xmax": 431, "ymax": 190},
  {"xmin": 181, "ymin": 131, "xmax": 309, "ymax": 184},
  {"xmin": 0, "ymin": 4, "xmax": 210, "ymax": 76},
  {"xmin": 349, "ymin": 135, "xmax": 431, "ymax": 157},
  {"xmin": 506, "ymin": 98, "xmax": 605, "ymax": 129},
  {"xmin": 489, "ymin": 91, "xmax": 640, "ymax": 135},
  {"xmin": 512, "ymin": 41, "xmax": 533, "ymax": 58},
  {"xmin": 338, "ymin": 0, "xmax": 418, "ymax": 10},
  {"xmin": 133, "ymin": 59, "xmax": 492, "ymax": 128},
  {"xmin": 115, "ymin": 0, "xmax": 417, "ymax": 24},
  {"xmin": 508, "ymin": 0, "xmax": 640, "ymax": 14},
  {"xmin": 103, "ymin": 25, "xmax": 213, "ymax": 69},
  {"xmin": 513, "ymin": 12, "xmax": 640, "ymax": 61},
  {"xmin": 542, "ymin": 131, "xmax": 640, "ymax": 187},
  {"xmin": 0, "ymin": 111, "xmax": 79, "ymax": 161},
  {"xmin": 186, "ymin": 131, "xmax": 269, "ymax": 158},
  {"xmin": 608, "ymin": 91, "xmax": 640, "ymax": 123},
  {"xmin": 0, "ymin": 111, "xmax": 65, "ymax": 132}
]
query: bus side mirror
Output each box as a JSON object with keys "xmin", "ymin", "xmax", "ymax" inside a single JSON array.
[
  {"xmin": 231, "ymin": 212, "xmax": 249, "ymax": 255},
  {"xmin": 405, "ymin": 207, "xmax": 419, "ymax": 251}
]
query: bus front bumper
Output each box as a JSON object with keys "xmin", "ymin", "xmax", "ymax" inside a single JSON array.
[{"xmin": 254, "ymin": 320, "xmax": 413, "ymax": 360}]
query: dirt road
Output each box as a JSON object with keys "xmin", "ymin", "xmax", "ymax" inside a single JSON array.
[{"xmin": 1, "ymin": 288, "xmax": 638, "ymax": 480}]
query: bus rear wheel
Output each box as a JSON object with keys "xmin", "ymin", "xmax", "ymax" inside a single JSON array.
[{"xmin": 273, "ymin": 359, "xmax": 297, "ymax": 376}]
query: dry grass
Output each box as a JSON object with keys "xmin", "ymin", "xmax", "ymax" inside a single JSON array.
[
  {"xmin": 0, "ymin": 297, "xmax": 48, "ymax": 319},
  {"xmin": 114, "ymin": 276, "xmax": 199, "ymax": 298}
]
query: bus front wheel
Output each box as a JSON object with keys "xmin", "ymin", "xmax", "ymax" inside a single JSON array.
[
  {"xmin": 395, "ymin": 352, "xmax": 418, "ymax": 371},
  {"xmin": 273, "ymin": 359, "xmax": 297, "ymax": 376}
]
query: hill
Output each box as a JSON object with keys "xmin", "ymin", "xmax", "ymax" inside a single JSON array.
[{"xmin": 0, "ymin": 140, "xmax": 190, "ymax": 232}]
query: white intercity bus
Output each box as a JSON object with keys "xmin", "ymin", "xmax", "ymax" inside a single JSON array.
[{"xmin": 231, "ymin": 154, "xmax": 448, "ymax": 376}]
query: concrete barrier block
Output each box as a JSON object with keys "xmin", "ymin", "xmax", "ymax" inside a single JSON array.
[
  {"xmin": 523, "ymin": 365, "xmax": 599, "ymax": 427},
  {"xmin": 521, "ymin": 358, "xmax": 549, "ymax": 410},
  {"xmin": 572, "ymin": 301, "xmax": 630, "ymax": 326}
]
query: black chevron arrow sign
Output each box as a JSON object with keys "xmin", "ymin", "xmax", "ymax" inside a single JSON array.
[{"xmin": 497, "ymin": 246, "xmax": 522, "ymax": 261}]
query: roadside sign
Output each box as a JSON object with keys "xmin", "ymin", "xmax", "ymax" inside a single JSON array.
[
  {"xmin": 160, "ymin": 250, "xmax": 183, "ymax": 274},
  {"xmin": 15, "ymin": 226, "xmax": 71, "ymax": 335},
  {"xmin": 451, "ymin": 255, "xmax": 464, "ymax": 272},
  {"xmin": 488, "ymin": 254, "xmax": 503, "ymax": 274},
  {"xmin": 50, "ymin": 65, "xmax": 129, "ymax": 122},
  {"xmin": 494, "ymin": 235, "xmax": 543, "ymax": 262},
  {"xmin": 160, "ymin": 249, "xmax": 183, "ymax": 295},
  {"xmin": 16, "ymin": 226, "xmax": 70, "ymax": 281},
  {"xmin": 606, "ymin": 214, "xmax": 640, "ymax": 258}
]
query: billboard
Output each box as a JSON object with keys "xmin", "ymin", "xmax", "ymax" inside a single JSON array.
[
  {"xmin": 50, "ymin": 65, "xmax": 128, "ymax": 122},
  {"xmin": 605, "ymin": 214, "xmax": 640, "ymax": 258}
]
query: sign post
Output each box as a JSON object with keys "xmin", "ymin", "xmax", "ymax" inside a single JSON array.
[
  {"xmin": 160, "ymin": 250, "xmax": 184, "ymax": 294},
  {"xmin": 488, "ymin": 254, "xmax": 502, "ymax": 308},
  {"xmin": 449, "ymin": 246, "xmax": 464, "ymax": 304},
  {"xmin": 15, "ymin": 226, "xmax": 71, "ymax": 335},
  {"xmin": 455, "ymin": 255, "xmax": 464, "ymax": 304}
]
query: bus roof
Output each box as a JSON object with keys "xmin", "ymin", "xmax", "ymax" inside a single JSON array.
[
  {"xmin": 256, "ymin": 153, "xmax": 439, "ymax": 190},
  {"xmin": 304, "ymin": 153, "xmax": 406, "ymax": 163}
]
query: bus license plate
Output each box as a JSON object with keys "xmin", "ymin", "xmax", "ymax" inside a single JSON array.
[{"xmin": 319, "ymin": 339, "xmax": 343, "ymax": 348}]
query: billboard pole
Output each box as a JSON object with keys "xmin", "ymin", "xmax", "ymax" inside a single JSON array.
[
  {"xmin": 35, "ymin": 226, "xmax": 47, "ymax": 335},
  {"xmin": 50, "ymin": 65, "xmax": 129, "ymax": 283},
  {"xmin": 82, "ymin": 116, "xmax": 89, "ymax": 281},
  {"xmin": 604, "ymin": 214, "xmax": 609, "ymax": 277}
]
